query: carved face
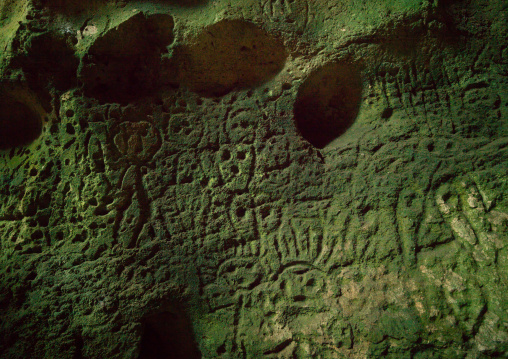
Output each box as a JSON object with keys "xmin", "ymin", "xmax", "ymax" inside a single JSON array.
[{"xmin": 0, "ymin": 0, "xmax": 507, "ymax": 358}]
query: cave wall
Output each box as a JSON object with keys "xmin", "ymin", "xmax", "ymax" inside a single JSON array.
[{"xmin": 0, "ymin": 0, "xmax": 507, "ymax": 358}]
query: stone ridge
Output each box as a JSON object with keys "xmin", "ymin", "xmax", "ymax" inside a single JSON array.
[{"xmin": 0, "ymin": 0, "xmax": 507, "ymax": 358}]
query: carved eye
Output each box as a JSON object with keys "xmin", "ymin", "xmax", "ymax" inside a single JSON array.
[{"xmin": 0, "ymin": 84, "xmax": 44, "ymax": 150}]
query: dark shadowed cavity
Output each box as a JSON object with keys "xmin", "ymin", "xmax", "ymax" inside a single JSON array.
[
  {"xmin": 80, "ymin": 13, "xmax": 174, "ymax": 104},
  {"xmin": 174, "ymin": 19, "xmax": 288, "ymax": 97},
  {"xmin": 138, "ymin": 308, "xmax": 202, "ymax": 359},
  {"xmin": 294, "ymin": 62, "xmax": 363, "ymax": 149},
  {"xmin": 19, "ymin": 31, "xmax": 79, "ymax": 92},
  {"xmin": 0, "ymin": 90, "xmax": 42, "ymax": 150}
]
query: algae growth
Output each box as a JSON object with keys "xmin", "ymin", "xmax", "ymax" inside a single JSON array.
[{"xmin": 0, "ymin": 0, "xmax": 507, "ymax": 358}]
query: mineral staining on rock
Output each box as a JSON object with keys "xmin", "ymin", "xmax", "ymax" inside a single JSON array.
[{"xmin": 0, "ymin": 0, "xmax": 507, "ymax": 358}]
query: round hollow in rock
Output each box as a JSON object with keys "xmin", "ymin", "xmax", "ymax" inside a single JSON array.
[
  {"xmin": 80, "ymin": 13, "xmax": 175, "ymax": 104},
  {"xmin": 294, "ymin": 62, "xmax": 363, "ymax": 149},
  {"xmin": 21, "ymin": 31, "xmax": 79, "ymax": 92},
  {"xmin": 176, "ymin": 19, "xmax": 288, "ymax": 97},
  {"xmin": 0, "ymin": 86, "xmax": 43, "ymax": 150},
  {"xmin": 138, "ymin": 309, "xmax": 202, "ymax": 359}
]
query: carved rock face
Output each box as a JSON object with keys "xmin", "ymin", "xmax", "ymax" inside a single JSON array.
[{"xmin": 0, "ymin": 0, "xmax": 507, "ymax": 358}]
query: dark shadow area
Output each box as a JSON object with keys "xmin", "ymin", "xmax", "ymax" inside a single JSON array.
[
  {"xmin": 80, "ymin": 13, "xmax": 174, "ymax": 105},
  {"xmin": 294, "ymin": 62, "xmax": 363, "ymax": 149},
  {"xmin": 174, "ymin": 19, "xmax": 288, "ymax": 97},
  {"xmin": 0, "ymin": 87, "xmax": 42, "ymax": 150},
  {"xmin": 18, "ymin": 31, "xmax": 79, "ymax": 92},
  {"xmin": 434, "ymin": 0, "xmax": 485, "ymax": 39},
  {"xmin": 138, "ymin": 308, "xmax": 202, "ymax": 359}
]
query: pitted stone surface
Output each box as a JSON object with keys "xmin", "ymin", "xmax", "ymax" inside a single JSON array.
[{"xmin": 0, "ymin": 0, "xmax": 507, "ymax": 358}]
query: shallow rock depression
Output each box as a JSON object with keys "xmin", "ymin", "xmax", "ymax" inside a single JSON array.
[{"xmin": 0, "ymin": 0, "xmax": 507, "ymax": 358}]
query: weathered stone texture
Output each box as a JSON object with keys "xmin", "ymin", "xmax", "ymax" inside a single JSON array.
[{"xmin": 0, "ymin": 0, "xmax": 507, "ymax": 358}]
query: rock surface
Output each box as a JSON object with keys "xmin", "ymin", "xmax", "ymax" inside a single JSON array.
[{"xmin": 0, "ymin": 0, "xmax": 507, "ymax": 358}]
